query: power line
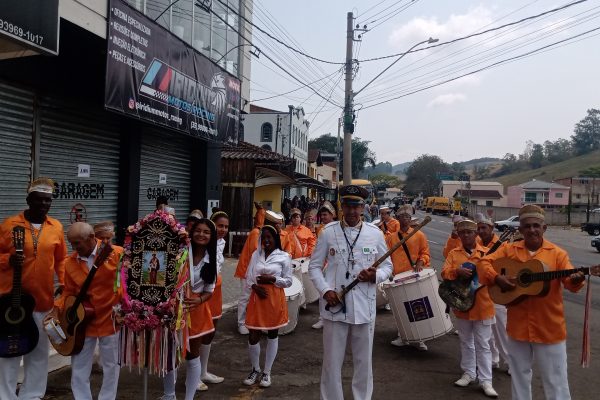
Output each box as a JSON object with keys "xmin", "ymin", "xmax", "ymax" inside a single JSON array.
[
  {"xmin": 200, "ymin": 2, "xmax": 344, "ymax": 108},
  {"xmin": 361, "ymin": 25, "xmax": 600, "ymax": 110},
  {"xmin": 214, "ymin": 0, "xmax": 345, "ymax": 65},
  {"xmin": 358, "ymin": 0, "xmax": 589, "ymax": 62},
  {"xmin": 250, "ymin": 67, "xmax": 343, "ymax": 102}
]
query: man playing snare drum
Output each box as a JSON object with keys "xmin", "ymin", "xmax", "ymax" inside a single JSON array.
[
  {"xmin": 309, "ymin": 185, "xmax": 392, "ymax": 399},
  {"xmin": 387, "ymin": 204, "xmax": 431, "ymax": 350}
]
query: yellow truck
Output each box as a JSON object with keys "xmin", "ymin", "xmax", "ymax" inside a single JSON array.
[{"xmin": 425, "ymin": 196, "xmax": 454, "ymax": 215}]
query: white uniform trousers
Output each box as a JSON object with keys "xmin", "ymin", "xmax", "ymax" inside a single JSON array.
[
  {"xmin": 506, "ymin": 338, "xmax": 570, "ymax": 400},
  {"xmin": 0, "ymin": 311, "xmax": 50, "ymax": 400},
  {"xmin": 490, "ymin": 304, "xmax": 509, "ymax": 366},
  {"xmin": 321, "ymin": 319, "xmax": 374, "ymax": 400},
  {"xmin": 71, "ymin": 333, "xmax": 120, "ymax": 400},
  {"xmin": 455, "ymin": 318, "xmax": 493, "ymax": 384},
  {"xmin": 237, "ymin": 278, "xmax": 251, "ymax": 327}
]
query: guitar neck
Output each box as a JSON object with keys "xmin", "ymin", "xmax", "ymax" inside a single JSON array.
[
  {"xmin": 527, "ymin": 267, "xmax": 589, "ymax": 282},
  {"xmin": 11, "ymin": 250, "xmax": 23, "ymax": 307}
]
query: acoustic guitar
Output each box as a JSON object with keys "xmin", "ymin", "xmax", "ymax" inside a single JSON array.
[
  {"xmin": 0, "ymin": 226, "xmax": 39, "ymax": 358},
  {"xmin": 47, "ymin": 242, "xmax": 113, "ymax": 356},
  {"xmin": 488, "ymin": 257, "xmax": 600, "ymax": 305}
]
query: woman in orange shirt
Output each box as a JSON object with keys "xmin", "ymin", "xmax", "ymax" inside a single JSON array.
[
  {"xmin": 243, "ymin": 226, "xmax": 292, "ymax": 388},
  {"xmin": 441, "ymin": 220, "xmax": 498, "ymax": 398}
]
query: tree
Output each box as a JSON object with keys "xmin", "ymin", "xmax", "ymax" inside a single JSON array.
[
  {"xmin": 571, "ymin": 108, "xmax": 600, "ymax": 155},
  {"xmin": 450, "ymin": 162, "xmax": 466, "ymax": 178},
  {"xmin": 403, "ymin": 154, "xmax": 450, "ymax": 196},
  {"xmin": 472, "ymin": 164, "xmax": 490, "ymax": 180},
  {"xmin": 308, "ymin": 134, "xmax": 375, "ymax": 179},
  {"xmin": 529, "ymin": 143, "xmax": 545, "ymax": 169},
  {"xmin": 370, "ymin": 174, "xmax": 402, "ymax": 190},
  {"xmin": 543, "ymin": 138, "xmax": 572, "ymax": 163}
]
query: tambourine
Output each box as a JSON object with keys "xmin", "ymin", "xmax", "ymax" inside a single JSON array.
[{"xmin": 44, "ymin": 318, "xmax": 67, "ymax": 345}]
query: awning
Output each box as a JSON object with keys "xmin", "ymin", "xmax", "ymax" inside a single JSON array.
[
  {"xmin": 255, "ymin": 167, "xmax": 295, "ymax": 188},
  {"xmin": 292, "ymin": 172, "xmax": 329, "ymax": 190}
]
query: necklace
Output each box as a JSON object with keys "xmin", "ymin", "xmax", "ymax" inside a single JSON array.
[
  {"xmin": 28, "ymin": 221, "xmax": 44, "ymax": 258},
  {"xmin": 341, "ymin": 220, "xmax": 363, "ymax": 279}
]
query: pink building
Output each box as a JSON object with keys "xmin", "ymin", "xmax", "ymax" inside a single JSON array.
[{"xmin": 507, "ymin": 179, "xmax": 570, "ymax": 208}]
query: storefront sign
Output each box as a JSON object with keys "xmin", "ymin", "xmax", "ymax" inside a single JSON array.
[
  {"xmin": 105, "ymin": 0, "xmax": 240, "ymax": 143},
  {"xmin": 159, "ymin": 173, "xmax": 167, "ymax": 184},
  {"xmin": 53, "ymin": 182, "xmax": 105, "ymax": 199},
  {"xmin": 0, "ymin": 0, "xmax": 59, "ymax": 55},
  {"xmin": 147, "ymin": 187, "xmax": 179, "ymax": 201}
]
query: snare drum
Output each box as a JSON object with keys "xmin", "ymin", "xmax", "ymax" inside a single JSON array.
[
  {"xmin": 296, "ymin": 257, "xmax": 320, "ymax": 304},
  {"xmin": 280, "ymin": 276, "xmax": 304, "ymax": 335},
  {"xmin": 291, "ymin": 258, "xmax": 306, "ymax": 306},
  {"xmin": 382, "ymin": 269, "xmax": 453, "ymax": 344}
]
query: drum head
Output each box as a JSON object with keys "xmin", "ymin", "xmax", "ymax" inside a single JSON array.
[
  {"xmin": 285, "ymin": 276, "xmax": 303, "ymax": 299},
  {"xmin": 293, "ymin": 257, "xmax": 310, "ymax": 273},
  {"xmin": 383, "ymin": 268, "xmax": 435, "ymax": 288}
]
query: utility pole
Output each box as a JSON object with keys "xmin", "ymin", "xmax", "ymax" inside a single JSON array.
[
  {"xmin": 342, "ymin": 12, "xmax": 354, "ymax": 185},
  {"xmin": 275, "ymin": 114, "xmax": 281, "ymax": 153}
]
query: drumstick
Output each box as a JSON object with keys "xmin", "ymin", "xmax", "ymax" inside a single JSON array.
[{"xmin": 326, "ymin": 216, "xmax": 432, "ymax": 310}]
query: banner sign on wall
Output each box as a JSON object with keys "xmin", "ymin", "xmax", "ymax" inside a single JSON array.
[{"xmin": 105, "ymin": 0, "xmax": 240, "ymax": 143}]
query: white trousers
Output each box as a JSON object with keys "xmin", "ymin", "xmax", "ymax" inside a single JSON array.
[
  {"xmin": 490, "ymin": 304, "xmax": 509, "ymax": 365},
  {"xmin": 71, "ymin": 333, "xmax": 120, "ymax": 400},
  {"xmin": 506, "ymin": 338, "xmax": 570, "ymax": 400},
  {"xmin": 237, "ymin": 278, "xmax": 250, "ymax": 327},
  {"xmin": 0, "ymin": 311, "xmax": 50, "ymax": 400},
  {"xmin": 321, "ymin": 319, "xmax": 374, "ymax": 400},
  {"xmin": 455, "ymin": 318, "xmax": 493, "ymax": 384}
]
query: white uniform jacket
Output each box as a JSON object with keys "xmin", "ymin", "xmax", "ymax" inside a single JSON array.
[
  {"xmin": 245, "ymin": 248, "xmax": 293, "ymax": 290},
  {"xmin": 309, "ymin": 221, "xmax": 392, "ymax": 324},
  {"xmin": 217, "ymin": 237, "xmax": 225, "ymax": 274}
]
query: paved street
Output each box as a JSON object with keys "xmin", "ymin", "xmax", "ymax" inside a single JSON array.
[{"xmin": 44, "ymin": 213, "xmax": 600, "ymax": 399}]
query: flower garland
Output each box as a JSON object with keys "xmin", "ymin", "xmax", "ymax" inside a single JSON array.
[{"xmin": 113, "ymin": 209, "xmax": 189, "ymax": 375}]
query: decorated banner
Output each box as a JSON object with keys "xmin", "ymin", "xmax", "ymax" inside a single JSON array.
[
  {"xmin": 115, "ymin": 210, "xmax": 189, "ymax": 375},
  {"xmin": 105, "ymin": 0, "xmax": 241, "ymax": 143}
]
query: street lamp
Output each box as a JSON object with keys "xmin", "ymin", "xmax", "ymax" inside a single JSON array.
[{"xmin": 354, "ymin": 37, "xmax": 439, "ymax": 96}]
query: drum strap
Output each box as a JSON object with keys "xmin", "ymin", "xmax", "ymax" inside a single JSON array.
[{"xmin": 397, "ymin": 231, "xmax": 415, "ymax": 267}]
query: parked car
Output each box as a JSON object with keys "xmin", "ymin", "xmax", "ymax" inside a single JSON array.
[
  {"xmin": 494, "ymin": 216, "xmax": 520, "ymax": 231},
  {"xmin": 582, "ymin": 222, "xmax": 600, "ymax": 236},
  {"xmin": 592, "ymin": 235, "xmax": 600, "ymax": 252}
]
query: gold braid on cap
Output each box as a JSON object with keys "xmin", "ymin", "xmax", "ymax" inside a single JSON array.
[{"xmin": 27, "ymin": 177, "xmax": 55, "ymax": 194}]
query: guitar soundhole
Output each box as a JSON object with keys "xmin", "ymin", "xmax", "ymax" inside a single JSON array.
[
  {"xmin": 5, "ymin": 306, "xmax": 25, "ymax": 325},
  {"xmin": 66, "ymin": 308, "xmax": 78, "ymax": 325},
  {"xmin": 517, "ymin": 269, "xmax": 532, "ymax": 287}
]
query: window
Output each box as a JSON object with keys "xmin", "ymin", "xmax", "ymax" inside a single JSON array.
[
  {"xmin": 555, "ymin": 192, "xmax": 563, "ymax": 198},
  {"xmin": 261, "ymin": 123, "xmax": 273, "ymax": 142},
  {"xmin": 524, "ymin": 192, "xmax": 537, "ymax": 202},
  {"xmin": 576, "ymin": 194, "xmax": 582, "ymax": 199},
  {"xmin": 486, "ymin": 200, "xmax": 493, "ymax": 206}
]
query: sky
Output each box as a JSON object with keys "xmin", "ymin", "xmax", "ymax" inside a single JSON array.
[{"xmin": 246, "ymin": 0, "xmax": 600, "ymax": 165}]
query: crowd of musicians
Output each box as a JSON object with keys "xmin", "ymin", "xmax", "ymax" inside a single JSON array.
[{"xmin": 0, "ymin": 177, "xmax": 587, "ymax": 400}]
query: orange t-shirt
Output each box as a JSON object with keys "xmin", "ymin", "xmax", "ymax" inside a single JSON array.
[
  {"xmin": 285, "ymin": 224, "xmax": 316, "ymax": 258},
  {"xmin": 57, "ymin": 242, "xmax": 123, "ymax": 337},
  {"xmin": 386, "ymin": 228, "xmax": 431, "ymax": 275},
  {"xmin": 0, "ymin": 213, "xmax": 68, "ymax": 311},
  {"xmin": 443, "ymin": 235, "xmax": 462, "ymax": 258},
  {"xmin": 476, "ymin": 233, "xmax": 501, "ymax": 254},
  {"xmin": 479, "ymin": 240, "xmax": 584, "ymax": 344},
  {"xmin": 442, "ymin": 244, "xmax": 495, "ymax": 321},
  {"xmin": 379, "ymin": 218, "xmax": 400, "ymax": 237},
  {"xmin": 278, "ymin": 230, "xmax": 294, "ymax": 256},
  {"xmin": 234, "ymin": 228, "xmax": 260, "ymax": 279}
]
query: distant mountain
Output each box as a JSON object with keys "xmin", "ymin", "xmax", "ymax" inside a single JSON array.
[
  {"xmin": 459, "ymin": 157, "xmax": 501, "ymax": 167},
  {"xmin": 392, "ymin": 162, "xmax": 412, "ymax": 175}
]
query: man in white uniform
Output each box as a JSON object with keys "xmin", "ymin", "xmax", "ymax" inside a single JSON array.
[{"xmin": 309, "ymin": 185, "xmax": 393, "ymax": 400}]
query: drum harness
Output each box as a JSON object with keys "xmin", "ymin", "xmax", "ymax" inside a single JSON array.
[{"xmin": 393, "ymin": 229, "xmax": 416, "ymax": 281}]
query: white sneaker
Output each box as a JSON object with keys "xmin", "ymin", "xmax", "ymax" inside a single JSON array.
[
  {"xmin": 454, "ymin": 373, "xmax": 475, "ymax": 387},
  {"xmin": 243, "ymin": 368, "xmax": 261, "ymax": 386},
  {"xmin": 390, "ymin": 337, "xmax": 406, "ymax": 347},
  {"xmin": 196, "ymin": 381, "xmax": 208, "ymax": 391},
  {"xmin": 258, "ymin": 372, "xmax": 272, "ymax": 388},
  {"xmin": 312, "ymin": 320, "xmax": 323, "ymax": 329},
  {"xmin": 201, "ymin": 372, "xmax": 224, "ymax": 384},
  {"xmin": 415, "ymin": 341, "xmax": 428, "ymax": 351},
  {"xmin": 384, "ymin": 303, "xmax": 391, "ymax": 311},
  {"xmin": 238, "ymin": 325, "xmax": 249, "ymax": 335},
  {"xmin": 481, "ymin": 382, "xmax": 499, "ymax": 398}
]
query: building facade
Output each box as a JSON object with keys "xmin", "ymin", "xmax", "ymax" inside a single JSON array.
[
  {"xmin": 439, "ymin": 180, "xmax": 506, "ymax": 206},
  {"xmin": 506, "ymin": 179, "xmax": 570, "ymax": 208},
  {"xmin": 555, "ymin": 176, "xmax": 600, "ymax": 210},
  {"xmin": 0, "ymin": 0, "xmax": 252, "ymax": 235}
]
